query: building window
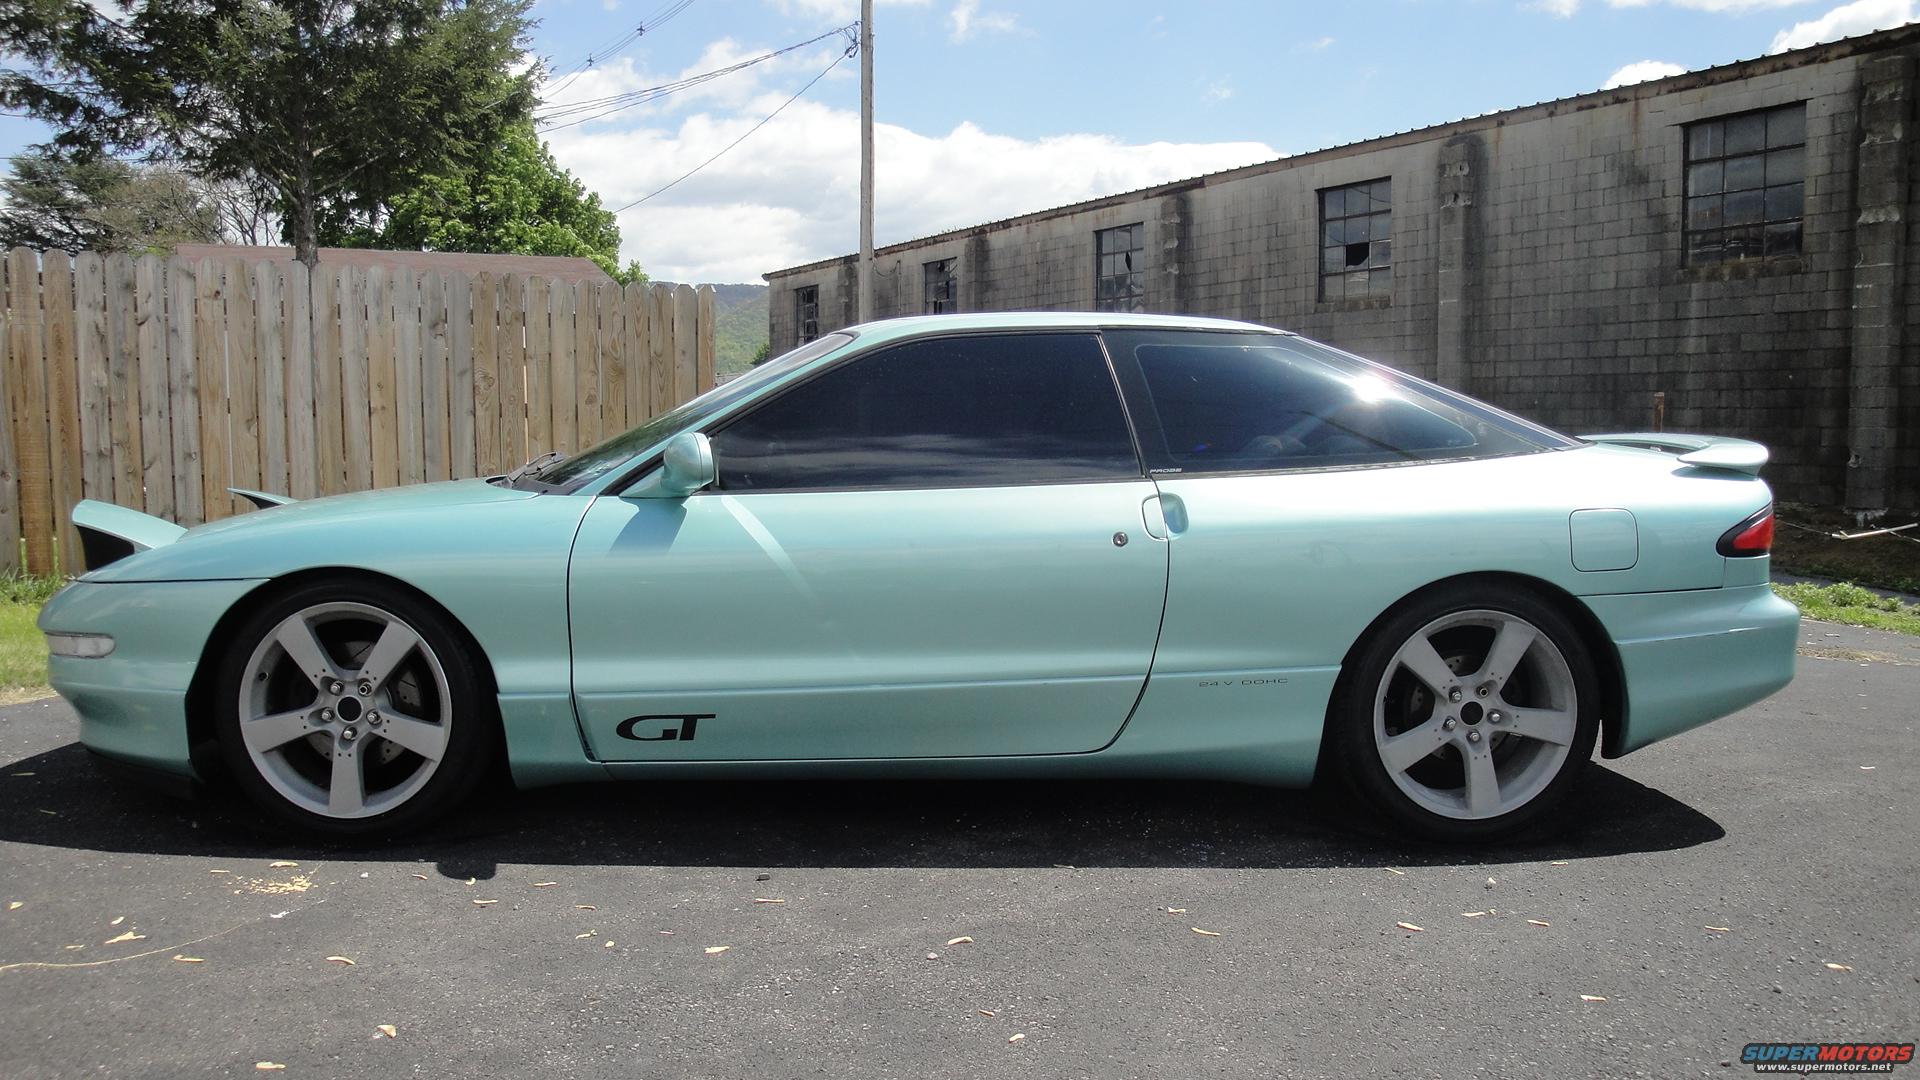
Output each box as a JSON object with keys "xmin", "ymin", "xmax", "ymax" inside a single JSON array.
[
  {"xmin": 1685, "ymin": 104, "xmax": 1805, "ymax": 265},
  {"xmin": 795, "ymin": 285, "xmax": 819, "ymax": 343},
  {"xmin": 924, "ymin": 259, "xmax": 957, "ymax": 314},
  {"xmin": 1319, "ymin": 179, "xmax": 1391, "ymax": 301},
  {"xmin": 1094, "ymin": 223, "xmax": 1145, "ymax": 312}
]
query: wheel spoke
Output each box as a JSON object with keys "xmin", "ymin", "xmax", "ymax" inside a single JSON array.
[
  {"xmin": 1504, "ymin": 707, "xmax": 1576, "ymax": 747},
  {"xmin": 275, "ymin": 616, "xmax": 338, "ymax": 688},
  {"xmin": 1396, "ymin": 635, "xmax": 1459, "ymax": 696},
  {"xmin": 328, "ymin": 743, "xmax": 365, "ymax": 815},
  {"xmin": 1380, "ymin": 716, "xmax": 1452, "ymax": 773},
  {"xmin": 357, "ymin": 620, "xmax": 421, "ymax": 694},
  {"xmin": 1480, "ymin": 618, "xmax": 1537, "ymax": 687},
  {"xmin": 377, "ymin": 716, "xmax": 448, "ymax": 762},
  {"xmin": 242, "ymin": 708, "xmax": 315, "ymax": 754},
  {"xmin": 1463, "ymin": 745, "xmax": 1501, "ymax": 816}
]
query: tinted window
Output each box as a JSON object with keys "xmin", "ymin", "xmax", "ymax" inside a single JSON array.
[
  {"xmin": 711, "ymin": 333, "xmax": 1140, "ymax": 491},
  {"xmin": 1107, "ymin": 330, "xmax": 1568, "ymax": 474}
]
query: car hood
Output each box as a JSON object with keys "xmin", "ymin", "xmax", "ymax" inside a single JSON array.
[{"xmin": 79, "ymin": 478, "xmax": 544, "ymax": 582}]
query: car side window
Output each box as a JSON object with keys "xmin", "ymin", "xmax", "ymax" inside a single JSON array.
[
  {"xmin": 710, "ymin": 333, "xmax": 1141, "ymax": 491},
  {"xmin": 1107, "ymin": 330, "xmax": 1555, "ymax": 474}
]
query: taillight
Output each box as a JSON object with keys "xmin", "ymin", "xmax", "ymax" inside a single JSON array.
[{"xmin": 1717, "ymin": 505, "xmax": 1775, "ymax": 557}]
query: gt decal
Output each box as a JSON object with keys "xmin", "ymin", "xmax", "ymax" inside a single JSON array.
[{"xmin": 615, "ymin": 714, "xmax": 713, "ymax": 742}]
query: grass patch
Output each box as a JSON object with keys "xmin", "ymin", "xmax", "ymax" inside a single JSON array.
[
  {"xmin": 1773, "ymin": 581, "xmax": 1920, "ymax": 637},
  {"xmin": 0, "ymin": 572, "xmax": 63, "ymax": 701}
]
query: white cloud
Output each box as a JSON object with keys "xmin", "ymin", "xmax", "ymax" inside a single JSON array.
[
  {"xmin": 1202, "ymin": 77, "xmax": 1233, "ymax": 102},
  {"xmin": 1305, "ymin": 35, "xmax": 1337, "ymax": 50},
  {"xmin": 1603, "ymin": 59, "xmax": 1688, "ymax": 87},
  {"xmin": 1528, "ymin": 0, "xmax": 1581, "ymax": 15},
  {"xmin": 1769, "ymin": 0, "xmax": 1915, "ymax": 50},
  {"xmin": 948, "ymin": 0, "xmax": 1019, "ymax": 41},
  {"xmin": 546, "ymin": 98, "xmax": 1277, "ymax": 282}
]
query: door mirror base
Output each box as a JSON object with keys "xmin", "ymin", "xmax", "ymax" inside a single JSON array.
[{"xmin": 629, "ymin": 432, "xmax": 716, "ymax": 498}]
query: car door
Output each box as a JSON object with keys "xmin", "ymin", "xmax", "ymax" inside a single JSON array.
[{"xmin": 567, "ymin": 330, "xmax": 1169, "ymax": 762}]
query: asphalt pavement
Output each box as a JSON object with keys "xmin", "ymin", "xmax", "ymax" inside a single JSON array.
[{"xmin": 0, "ymin": 621, "xmax": 1916, "ymax": 1079}]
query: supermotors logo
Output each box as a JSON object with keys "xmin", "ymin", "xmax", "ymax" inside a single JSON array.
[{"xmin": 1744, "ymin": 1043, "xmax": 1915, "ymax": 1073}]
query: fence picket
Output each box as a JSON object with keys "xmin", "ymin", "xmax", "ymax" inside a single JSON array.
[
  {"xmin": 255, "ymin": 261, "xmax": 288, "ymax": 498},
  {"xmin": 0, "ymin": 266, "xmax": 16, "ymax": 574},
  {"xmin": 104, "ymin": 254, "xmax": 142, "ymax": 509},
  {"xmin": 9, "ymin": 248, "xmax": 55, "ymax": 573},
  {"xmin": 471, "ymin": 273, "xmax": 498, "ymax": 475},
  {"xmin": 43, "ymin": 251, "xmax": 85, "ymax": 573},
  {"xmin": 134, "ymin": 255, "xmax": 173, "ymax": 521},
  {"xmin": 227, "ymin": 260, "xmax": 262, "ymax": 500},
  {"xmin": 75, "ymin": 253, "xmax": 113, "ymax": 508}
]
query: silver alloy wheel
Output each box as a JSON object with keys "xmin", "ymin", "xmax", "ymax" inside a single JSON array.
[
  {"xmin": 1371, "ymin": 609, "xmax": 1578, "ymax": 820},
  {"xmin": 237, "ymin": 601, "xmax": 452, "ymax": 820}
]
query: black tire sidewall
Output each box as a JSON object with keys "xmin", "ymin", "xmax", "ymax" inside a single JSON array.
[
  {"xmin": 1331, "ymin": 582, "xmax": 1601, "ymax": 844},
  {"xmin": 212, "ymin": 578, "xmax": 497, "ymax": 841}
]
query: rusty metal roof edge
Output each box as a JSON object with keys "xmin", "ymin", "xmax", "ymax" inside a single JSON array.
[{"xmin": 763, "ymin": 22, "xmax": 1920, "ymax": 281}]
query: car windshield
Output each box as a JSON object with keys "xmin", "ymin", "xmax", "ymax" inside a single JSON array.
[{"xmin": 522, "ymin": 332, "xmax": 856, "ymax": 490}]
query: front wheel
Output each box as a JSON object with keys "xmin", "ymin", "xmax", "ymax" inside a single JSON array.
[
  {"xmin": 1329, "ymin": 583, "xmax": 1601, "ymax": 843},
  {"xmin": 212, "ymin": 579, "xmax": 497, "ymax": 839}
]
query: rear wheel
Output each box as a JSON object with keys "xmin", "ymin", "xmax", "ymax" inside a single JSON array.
[
  {"xmin": 213, "ymin": 579, "xmax": 496, "ymax": 839},
  {"xmin": 1330, "ymin": 582, "xmax": 1600, "ymax": 843}
]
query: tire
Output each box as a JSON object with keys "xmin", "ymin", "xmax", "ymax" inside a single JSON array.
[
  {"xmin": 1328, "ymin": 581, "xmax": 1601, "ymax": 843},
  {"xmin": 212, "ymin": 577, "xmax": 498, "ymax": 840}
]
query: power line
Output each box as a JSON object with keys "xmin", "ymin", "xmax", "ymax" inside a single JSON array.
[
  {"xmin": 608, "ymin": 36, "xmax": 855, "ymax": 214},
  {"xmin": 536, "ymin": 23, "xmax": 854, "ymax": 131},
  {"xmin": 541, "ymin": 0, "xmax": 699, "ymax": 101}
]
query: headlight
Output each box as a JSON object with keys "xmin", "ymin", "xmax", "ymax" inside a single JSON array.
[{"xmin": 45, "ymin": 632, "xmax": 115, "ymax": 659}]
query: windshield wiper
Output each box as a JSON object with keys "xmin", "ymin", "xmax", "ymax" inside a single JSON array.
[{"xmin": 499, "ymin": 450, "xmax": 567, "ymax": 486}]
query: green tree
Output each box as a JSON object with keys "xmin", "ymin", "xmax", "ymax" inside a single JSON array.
[
  {"xmin": 0, "ymin": 148, "xmax": 221, "ymax": 252},
  {"xmin": 354, "ymin": 122, "xmax": 645, "ymax": 283},
  {"xmin": 0, "ymin": 0, "xmax": 537, "ymax": 264}
]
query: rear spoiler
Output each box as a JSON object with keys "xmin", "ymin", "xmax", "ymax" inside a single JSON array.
[
  {"xmin": 1581, "ymin": 432, "xmax": 1769, "ymax": 477},
  {"xmin": 72, "ymin": 500, "xmax": 187, "ymax": 571}
]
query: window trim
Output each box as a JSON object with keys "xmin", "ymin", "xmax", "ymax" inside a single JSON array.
[
  {"xmin": 685, "ymin": 329, "xmax": 1151, "ymax": 495},
  {"xmin": 923, "ymin": 258, "xmax": 958, "ymax": 314},
  {"xmin": 1093, "ymin": 223, "xmax": 1147, "ymax": 313},
  {"xmin": 794, "ymin": 284, "xmax": 820, "ymax": 343},
  {"xmin": 1680, "ymin": 101, "xmax": 1806, "ymax": 268},
  {"xmin": 1317, "ymin": 178, "xmax": 1393, "ymax": 303}
]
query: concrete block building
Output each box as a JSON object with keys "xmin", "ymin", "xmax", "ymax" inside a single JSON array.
[{"xmin": 765, "ymin": 27, "xmax": 1920, "ymax": 511}]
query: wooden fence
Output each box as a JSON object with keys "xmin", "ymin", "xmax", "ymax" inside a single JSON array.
[{"xmin": 0, "ymin": 248, "xmax": 715, "ymax": 576}]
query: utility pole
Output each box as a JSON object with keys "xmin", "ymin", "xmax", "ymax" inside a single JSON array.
[{"xmin": 857, "ymin": 0, "xmax": 874, "ymax": 322}]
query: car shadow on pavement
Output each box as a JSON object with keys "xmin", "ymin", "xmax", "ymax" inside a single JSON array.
[{"xmin": 0, "ymin": 741, "xmax": 1725, "ymax": 876}]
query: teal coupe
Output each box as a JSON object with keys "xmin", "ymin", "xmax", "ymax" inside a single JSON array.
[{"xmin": 38, "ymin": 313, "xmax": 1799, "ymax": 841}]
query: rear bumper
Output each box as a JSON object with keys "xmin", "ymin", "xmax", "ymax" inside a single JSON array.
[{"xmin": 1583, "ymin": 583, "xmax": 1799, "ymax": 757}]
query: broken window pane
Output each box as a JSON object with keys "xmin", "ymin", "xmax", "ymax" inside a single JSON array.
[
  {"xmin": 923, "ymin": 258, "xmax": 957, "ymax": 314},
  {"xmin": 1093, "ymin": 223, "xmax": 1146, "ymax": 313},
  {"xmin": 1318, "ymin": 178, "xmax": 1391, "ymax": 301},
  {"xmin": 795, "ymin": 286, "xmax": 820, "ymax": 344}
]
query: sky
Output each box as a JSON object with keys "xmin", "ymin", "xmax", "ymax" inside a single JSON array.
[{"xmin": 4, "ymin": 0, "xmax": 1916, "ymax": 282}]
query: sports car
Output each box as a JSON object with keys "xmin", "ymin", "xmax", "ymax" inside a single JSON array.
[{"xmin": 38, "ymin": 312, "xmax": 1799, "ymax": 841}]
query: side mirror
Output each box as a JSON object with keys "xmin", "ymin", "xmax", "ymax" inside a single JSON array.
[{"xmin": 638, "ymin": 432, "xmax": 716, "ymax": 498}]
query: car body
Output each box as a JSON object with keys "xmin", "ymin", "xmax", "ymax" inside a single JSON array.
[{"xmin": 39, "ymin": 312, "xmax": 1800, "ymax": 840}]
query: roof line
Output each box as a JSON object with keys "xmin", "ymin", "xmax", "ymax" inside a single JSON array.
[{"xmin": 765, "ymin": 22, "xmax": 1920, "ymax": 280}]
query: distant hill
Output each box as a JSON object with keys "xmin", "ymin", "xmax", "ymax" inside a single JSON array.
[{"xmin": 655, "ymin": 282, "xmax": 769, "ymax": 374}]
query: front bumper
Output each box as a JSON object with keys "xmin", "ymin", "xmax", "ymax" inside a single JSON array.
[
  {"xmin": 1583, "ymin": 583, "xmax": 1800, "ymax": 756},
  {"xmin": 37, "ymin": 578, "xmax": 265, "ymax": 778}
]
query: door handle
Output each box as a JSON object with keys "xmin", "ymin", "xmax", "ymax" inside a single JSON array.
[{"xmin": 1141, "ymin": 494, "xmax": 1187, "ymax": 541}]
